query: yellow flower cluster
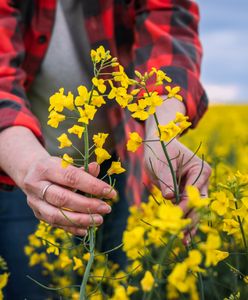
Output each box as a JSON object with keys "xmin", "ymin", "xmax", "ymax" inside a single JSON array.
[{"xmin": 157, "ymin": 112, "xmax": 191, "ymax": 142}]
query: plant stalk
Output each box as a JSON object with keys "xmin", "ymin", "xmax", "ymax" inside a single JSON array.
[{"xmin": 153, "ymin": 113, "xmax": 180, "ymax": 204}]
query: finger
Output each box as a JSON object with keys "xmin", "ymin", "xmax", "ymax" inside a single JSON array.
[
  {"xmin": 28, "ymin": 197, "xmax": 104, "ymax": 228},
  {"xmin": 44, "ymin": 183, "xmax": 112, "ymax": 214},
  {"xmin": 52, "ymin": 224, "xmax": 88, "ymax": 236},
  {"xmin": 178, "ymin": 198, "xmax": 189, "ymax": 214},
  {"xmin": 180, "ymin": 180, "xmax": 209, "ymax": 216},
  {"xmin": 183, "ymin": 161, "xmax": 211, "ymax": 190},
  {"xmin": 183, "ymin": 210, "xmax": 199, "ymax": 245},
  {"xmin": 158, "ymin": 163, "xmax": 177, "ymax": 199},
  {"xmin": 43, "ymin": 160, "xmax": 117, "ymax": 199},
  {"xmin": 88, "ymin": 162, "xmax": 100, "ymax": 177}
]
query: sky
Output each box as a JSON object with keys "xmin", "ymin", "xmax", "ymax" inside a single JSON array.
[{"xmin": 197, "ymin": 0, "xmax": 248, "ymax": 103}]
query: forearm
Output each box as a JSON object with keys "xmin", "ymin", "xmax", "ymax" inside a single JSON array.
[
  {"xmin": 145, "ymin": 99, "xmax": 186, "ymax": 139},
  {"xmin": 0, "ymin": 126, "xmax": 49, "ymax": 189}
]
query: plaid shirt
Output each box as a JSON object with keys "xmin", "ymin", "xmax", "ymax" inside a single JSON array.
[{"xmin": 0, "ymin": 0, "xmax": 208, "ymax": 203}]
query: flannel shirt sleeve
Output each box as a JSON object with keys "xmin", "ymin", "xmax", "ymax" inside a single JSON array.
[
  {"xmin": 133, "ymin": 0, "xmax": 208, "ymax": 127},
  {"xmin": 0, "ymin": 2, "xmax": 43, "ymax": 187}
]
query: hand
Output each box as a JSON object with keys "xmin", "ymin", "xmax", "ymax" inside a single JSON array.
[
  {"xmin": 144, "ymin": 138, "xmax": 211, "ymax": 212},
  {"xmin": 0, "ymin": 127, "xmax": 116, "ymax": 236},
  {"xmin": 21, "ymin": 156, "xmax": 116, "ymax": 236}
]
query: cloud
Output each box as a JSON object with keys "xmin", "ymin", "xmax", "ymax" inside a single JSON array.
[
  {"xmin": 202, "ymin": 30, "xmax": 248, "ymax": 65},
  {"xmin": 200, "ymin": 30, "xmax": 248, "ymax": 102},
  {"xmin": 197, "ymin": 0, "xmax": 248, "ymax": 103},
  {"xmin": 204, "ymin": 84, "xmax": 241, "ymax": 104}
]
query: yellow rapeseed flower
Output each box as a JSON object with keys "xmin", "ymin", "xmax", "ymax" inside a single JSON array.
[
  {"xmin": 92, "ymin": 77, "xmax": 106, "ymax": 94},
  {"xmin": 186, "ymin": 185, "xmax": 210, "ymax": 209},
  {"xmin": 127, "ymin": 99, "xmax": 149, "ymax": 120},
  {"xmin": 28, "ymin": 233, "xmax": 42, "ymax": 248},
  {"xmin": 144, "ymin": 92, "xmax": 163, "ymax": 115},
  {"xmin": 89, "ymin": 293, "xmax": 103, "ymax": 300},
  {"xmin": 57, "ymin": 133, "xmax": 72, "ymax": 149},
  {"xmin": 223, "ymin": 219, "xmax": 240, "ymax": 235},
  {"xmin": 154, "ymin": 204, "xmax": 191, "ymax": 235},
  {"xmin": 62, "ymin": 153, "xmax": 74, "ymax": 168},
  {"xmin": 199, "ymin": 233, "xmax": 229, "ymax": 267},
  {"xmin": 24, "ymin": 245, "xmax": 34, "ymax": 256},
  {"xmin": 94, "ymin": 148, "xmax": 111, "ymax": 164},
  {"xmin": 83, "ymin": 253, "xmax": 90, "ymax": 261},
  {"xmin": 93, "ymin": 133, "xmax": 109, "ymax": 148},
  {"xmin": 91, "ymin": 90, "xmax": 106, "ymax": 107},
  {"xmin": 165, "ymin": 86, "xmax": 183, "ymax": 101},
  {"xmin": 75, "ymin": 85, "xmax": 89, "ymax": 106},
  {"xmin": 168, "ymin": 262, "xmax": 188, "ymax": 293},
  {"xmin": 186, "ymin": 250, "xmax": 202, "ymax": 268},
  {"xmin": 205, "ymin": 250, "xmax": 229, "ymax": 267},
  {"xmin": 123, "ymin": 226, "xmax": 145, "ymax": 259},
  {"xmin": 210, "ymin": 191, "xmax": 229, "ymax": 216},
  {"xmin": 91, "ymin": 45, "xmax": 111, "ymax": 63},
  {"xmin": 157, "ymin": 122, "xmax": 181, "ymax": 142},
  {"xmin": 110, "ymin": 285, "xmax": 129, "ymax": 300},
  {"xmin": 47, "ymin": 111, "xmax": 66, "ymax": 128},
  {"xmin": 174, "ymin": 112, "xmax": 188, "ymax": 123},
  {"xmin": 112, "ymin": 65, "xmax": 130, "ymax": 88},
  {"xmin": 141, "ymin": 271, "xmax": 155, "ymax": 292},
  {"xmin": 73, "ymin": 256, "xmax": 83, "ymax": 271},
  {"xmin": 60, "ymin": 253, "xmax": 72, "ymax": 269},
  {"xmin": 48, "ymin": 88, "xmax": 66, "ymax": 112},
  {"xmin": 174, "ymin": 112, "xmax": 191, "ymax": 131},
  {"xmin": 78, "ymin": 104, "xmax": 97, "ymax": 124},
  {"xmin": 108, "ymin": 81, "xmax": 132, "ymax": 108},
  {"xmin": 64, "ymin": 91, "xmax": 75, "ymax": 111},
  {"xmin": 107, "ymin": 161, "xmax": 126, "ymax": 175},
  {"xmin": 29, "ymin": 253, "xmax": 46, "ymax": 267},
  {"xmin": 126, "ymin": 132, "xmax": 143, "ymax": 152},
  {"xmin": 46, "ymin": 243, "xmax": 60, "ymax": 256},
  {"xmin": 151, "ymin": 67, "xmax": 172, "ymax": 85},
  {"xmin": 68, "ymin": 125, "xmax": 85, "ymax": 139},
  {"xmin": 0, "ymin": 273, "xmax": 9, "ymax": 289},
  {"xmin": 127, "ymin": 285, "xmax": 139, "ymax": 296}
]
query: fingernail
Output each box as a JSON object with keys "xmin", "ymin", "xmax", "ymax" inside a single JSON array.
[
  {"xmin": 97, "ymin": 204, "xmax": 112, "ymax": 214},
  {"xmin": 103, "ymin": 187, "xmax": 117, "ymax": 198},
  {"xmin": 77, "ymin": 229, "xmax": 88, "ymax": 236},
  {"xmin": 92, "ymin": 215, "xmax": 103, "ymax": 225}
]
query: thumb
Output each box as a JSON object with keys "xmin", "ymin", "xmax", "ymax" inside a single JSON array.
[
  {"xmin": 88, "ymin": 162, "xmax": 100, "ymax": 177},
  {"xmin": 159, "ymin": 164, "xmax": 176, "ymax": 199},
  {"xmin": 80, "ymin": 162, "xmax": 100, "ymax": 178}
]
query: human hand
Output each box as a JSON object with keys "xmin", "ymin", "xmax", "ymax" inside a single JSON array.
[
  {"xmin": 21, "ymin": 156, "xmax": 115, "ymax": 236},
  {"xmin": 144, "ymin": 138, "xmax": 211, "ymax": 212}
]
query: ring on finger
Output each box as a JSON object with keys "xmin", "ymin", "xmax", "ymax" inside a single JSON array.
[{"xmin": 41, "ymin": 183, "xmax": 53, "ymax": 201}]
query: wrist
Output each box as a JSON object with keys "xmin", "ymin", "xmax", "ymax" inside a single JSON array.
[
  {"xmin": 0, "ymin": 126, "xmax": 50, "ymax": 188},
  {"xmin": 145, "ymin": 98, "xmax": 186, "ymax": 140}
]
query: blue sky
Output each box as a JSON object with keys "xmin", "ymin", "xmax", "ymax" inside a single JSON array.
[{"xmin": 197, "ymin": 0, "xmax": 248, "ymax": 103}]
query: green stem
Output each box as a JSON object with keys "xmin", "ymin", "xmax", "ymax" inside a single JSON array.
[
  {"xmin": 79, "ymin": 227, "xmax": 96, "ymax": 300},
  {"xmin": 72, "ymin": 144, "xmax": 85, "ymax": 159},
  {"xmin": 146, "ymin": 235, "xmax": 177, "ymax": 300},
  {"xmin": 198, "ymin": 272, "xmax": 205, "ymax": 300},
  {"xmin": 83, "ymin": 125, "xmax": 89, "ymax": 172},
  {"xmin": 153, "ymin": 113, "xmax": 180, "ymax": 204},
  {"xmin": 79, "ymin": 123, "xmax": 93, "ymax": 300},
  {"xmin": 234, "ymin": 200, "xmax": 248, "ymax": 253},
  {"xmin": 188, "ymin": 231, "xmax": 205, "ymax": 300}
]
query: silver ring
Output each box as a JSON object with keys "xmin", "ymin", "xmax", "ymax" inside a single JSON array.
[{"xmin": 41, "ymin": 183, "xmax": 53, "ymax": 201}]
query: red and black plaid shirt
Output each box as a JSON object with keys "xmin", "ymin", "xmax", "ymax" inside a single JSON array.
[{"xmin": 0, "ymin": 0, "xmax": 208, "ymax": 204}]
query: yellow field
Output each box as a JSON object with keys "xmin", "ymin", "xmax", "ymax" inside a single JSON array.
[
  {"xmin": 19, "ymin": 105, "xmax": 248, "ymax": 300},
  {"xmin": 181, "ymin": 104, "xmax": 248, "ymax": 182}
]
